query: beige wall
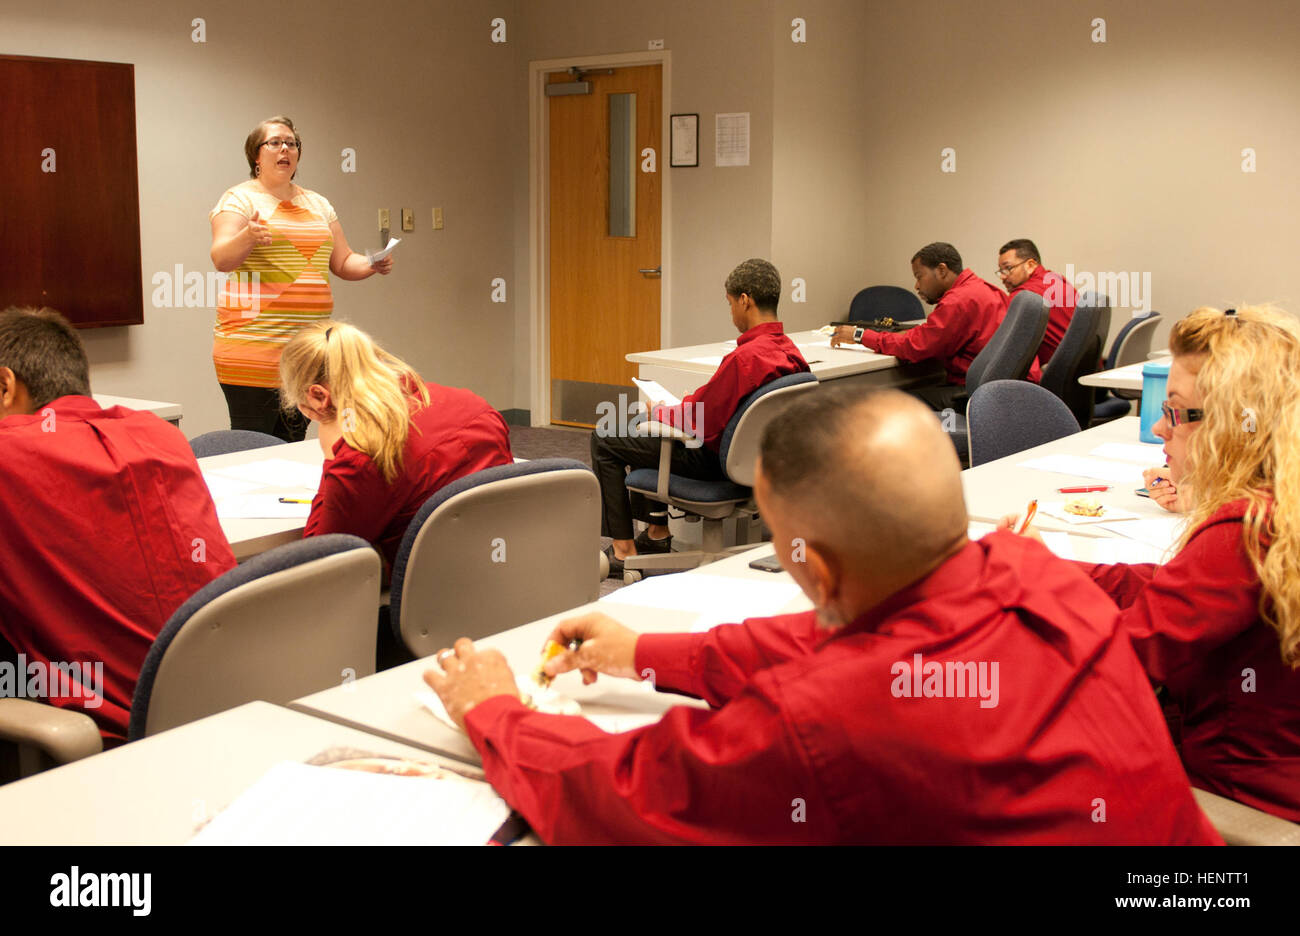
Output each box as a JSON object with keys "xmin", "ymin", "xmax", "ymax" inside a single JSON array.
[
  {"xmin": 771, "ymin": 0, "xmax": 1300, "ymax": 348},
  {"xmin": 3, "ymin": 0, "xmax": 523, "ymax": 434},
  {"xmin": 5, "ymin": 0, "xmax": 1298, "ymax": 431}
]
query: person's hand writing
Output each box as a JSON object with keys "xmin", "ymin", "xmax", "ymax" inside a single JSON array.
[
  {"xmin": 245, "ymin": 210, "xmax": 272, "ymax": 247},
  {"xmin": 1143, "ymin": 467, "xmax": 1182, "ymax": 513},
  {"xmin": 996, "ymin": 512, "xmax": 1046, "ymax": 544},
  {"xmin": 829, "ymin": 325, "xmax": 858, "ymax": 348},
  {"xmin": 423, "ymin": 638, "xmax": 520, "ymax": 731},
  {"xmin": 541, "ymin": 612, "xmax": 641, "ymax": 686}
]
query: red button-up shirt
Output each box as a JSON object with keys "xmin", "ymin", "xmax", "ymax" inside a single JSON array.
[
  {"xmin": 465, "ymin": 533, "xmax": 1219, "ymax": 844},
  {"xmin": 1081, "ymin": 500, "xmax": 1300, "ymax": 822},
  {"xmin": 304, "ymin": 383, "xmax": 513, "ymax": 572},
  {"xmin": 654, "ymin": 321, "xmax": 809, "ymax": 453},
  {"xmin": 1009, "ymin": 265, "xmax": 1078, "ymax": 368},
  {"xmin": 859, "ymin": 269, "xmax": 1039, "ymax": 385},
  {"xmin": 0, "ymin": 396, "xmax": 237, "ymax": 743}
]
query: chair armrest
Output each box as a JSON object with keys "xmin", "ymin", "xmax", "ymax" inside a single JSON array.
[
  {"xmin": 642, "ymin": 421, "xmax": 701, "ymax": 501},
  {"xmin": 0, "ymin": 698, "xmax": 103, "ymax": 766},
  {"xmin": 1192, "ymin": 787, "xmax": 1300, "ymax": 845}
]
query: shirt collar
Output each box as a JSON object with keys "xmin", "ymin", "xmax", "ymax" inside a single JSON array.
[
  {"xmin": 737, "ymin": 320, "xmax": 786, "ymax": 345},
  {"xmin": 834, "ymin": 536, "xmax": 986, "ymax": 637}
]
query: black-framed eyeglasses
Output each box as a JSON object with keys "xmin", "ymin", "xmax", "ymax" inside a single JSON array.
[
  {"xmin": 1161, "ymin": 400, "xmax": 1203, "ymax": 427},
  {"xmin": 995, "ymin": 258, "xmax": 1031, "ymax": 277},
  {"xmin": 260, "ymin": 138, "xmax": 300, "ymax": 152}
]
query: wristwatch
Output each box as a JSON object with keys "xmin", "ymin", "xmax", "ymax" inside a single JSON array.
[{"xmin": 852, "ymin": 326, "xmax": 865, "ymax": 343}]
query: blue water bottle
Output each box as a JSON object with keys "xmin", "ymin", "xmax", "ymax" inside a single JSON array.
[{"xmin": 1139, "ymin": 361, "xmax": 1170, "ymax": 443}]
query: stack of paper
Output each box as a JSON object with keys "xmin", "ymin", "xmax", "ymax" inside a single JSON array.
[
  {"xmin": 190, "ymin": 761, "xmax": 509, "ymax": 846},
  {"xmin": 1015, "ymin": 454, "xmax": 1146, "ymax": 484}
]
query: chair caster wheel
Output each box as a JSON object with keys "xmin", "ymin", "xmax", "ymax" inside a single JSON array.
[{"xmin": 623, "ymin": 570, "xmax": 643, "ymax": 585}]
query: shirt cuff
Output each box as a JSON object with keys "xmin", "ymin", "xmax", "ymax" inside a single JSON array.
[
  {"xmin": 635, "ymin": 632, "xmax": 704, "ymax": 696},
  {"xmin": 462, "ymin": 693, "xmax": 530, "ymax": 742}
]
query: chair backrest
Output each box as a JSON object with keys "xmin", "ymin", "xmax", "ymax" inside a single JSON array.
[
  {"xmin": 1041, "ymin": 291, "xmax": 1108, "ymax": 426},
  {"xmin": 966, "ymin": 380, "xmax": 1080, "ymax": 467},
  {"xmin": 390, "ymin": 458, "xmax": 600, "ymax": 658},
  {"xmin": 719, "ymin": 372, "xmax": 820, "ymax": 485},
  {"xmin": 129, "ymin": 534, "xmax": 380, "ymax": 740},
  {"xmin": 1106, "ymin": 311, "xmax": 1162, "ymax": 370},
  {"xmin": 848, "ymin": 285, "xmax": 925, "ymax": 323},
  {"xmin": 963, "ymin": 291, "xmax": 1049, "ymax": 393},
  {"xmin": 189, "ymin": 429, "xmax": 286, "ymax": 457}
]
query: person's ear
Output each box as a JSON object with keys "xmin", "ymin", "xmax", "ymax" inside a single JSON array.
[
  {"xmin": 0, "ymin": 367, "xmax": 24, "ymax": 418},
  {"xmin": 801, "ymin": 541, "xmax": 841, "ymax": 612},
  {"xmin": 306, "ymin": 383, "xmax": 333, "ymax": 414}
]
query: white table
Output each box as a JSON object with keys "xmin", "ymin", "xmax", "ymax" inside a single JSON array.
[
  {"xmin": 0, "ymin": 702, "xmax": 482, "ymax": 845},
  {"xmin": 627, "ymin": 329, "xmax": 944, "ymax": 400},
  {"xmin": 1078, "ymin": 360, "xmax": 1146, "ymax": 392},
  {"xmin": 293, "ymin": 546, "xmax": 813, "ymax": 765},
  {"xmin": 961, "ymin": 417, "xmax": 1176, "ymax": 535},
  {"xmin": 93, "ymin": 393, "xmax": 183, "ymax": 426},
  {"xmin": 200, "ymin": 440, "xmax": 325, "ymax": 560}
]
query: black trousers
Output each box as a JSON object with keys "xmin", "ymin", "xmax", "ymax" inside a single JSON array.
[
  {"xmin": 219, "ymin": 383, "xmax": 308, "ymax": 443},
  {"xmin": 908, "ymin": 382, "xmax": 966, "ymax": 413},
  {"xmin": 589, "ymin": 429, "xmax": 726, "ymax": 540}
]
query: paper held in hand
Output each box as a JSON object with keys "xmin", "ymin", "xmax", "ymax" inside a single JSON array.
[
  {"xmin": 632, "ymin": 378, "xmax": 682, "ymax": 408},
  {"xmin": 365, "ymin": 236, "xmax": 401, "ymax": 265}
]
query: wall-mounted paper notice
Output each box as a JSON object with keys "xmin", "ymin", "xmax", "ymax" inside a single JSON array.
[{"xmin": 715, "ymin": 112, "xmax": 750, "ymax": 167}]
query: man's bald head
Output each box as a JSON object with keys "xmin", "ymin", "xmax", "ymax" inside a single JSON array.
[{"xmin": 757, "ymin": 387, "xmax": 969, "ymax": 585}]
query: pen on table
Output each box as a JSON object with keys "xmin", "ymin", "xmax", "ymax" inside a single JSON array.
[
  {"xmin": 1016, "ymin": 499, "xmax": 1038, "ymax": 535},
  {"xmin": 1057, "ymin": 485, "xmax": 1109, "ymax": 493},
  {"xmin": 277, "ymin": 497, "xmax": 312, "ymax": 504}
]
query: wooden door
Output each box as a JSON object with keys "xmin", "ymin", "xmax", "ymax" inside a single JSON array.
[{"xmin": 549, "ymin": 64, "xmax": 662, "ymax": 427}]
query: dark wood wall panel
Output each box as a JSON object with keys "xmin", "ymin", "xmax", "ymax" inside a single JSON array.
[{"xmin": 0, "ymin": 54, "xmax": 144, "ymax": 327}]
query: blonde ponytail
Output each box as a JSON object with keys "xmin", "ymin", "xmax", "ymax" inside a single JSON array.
[{"xmin": 280, "ymin": 322, "xmax": 429, "ymax": 483}]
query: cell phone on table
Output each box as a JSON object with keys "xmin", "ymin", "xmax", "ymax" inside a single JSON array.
[
  {"xmin": 748, "ymin": 554, "xmax": 784, "ymax": 573},
  {"xmin": 1135, "ymin": 487, "xmax": 1150, "ymax": 498}
]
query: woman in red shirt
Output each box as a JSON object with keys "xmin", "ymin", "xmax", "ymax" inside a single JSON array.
[
  {"xmin": 1010, "ymin": 305, "xmax": 1300, "ymax": 821},
  {"xmin": 279, "ymin": 322, "xmax": 513, "ymax": 577}
]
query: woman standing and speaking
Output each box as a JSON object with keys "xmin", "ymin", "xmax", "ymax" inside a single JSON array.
[{"xmin": 209, "ymin": 115, "xmax": 393, "ymax": 441}]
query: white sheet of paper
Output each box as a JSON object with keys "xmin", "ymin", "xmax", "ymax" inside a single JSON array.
[
  {"xmin": 969, "ymin": 521, "xmax": 1076, "ymax": 561},
  {"xmin": 1036, "ymin": 500, "xmax": 1144, "ymax": 525},
  {"xmin": 365, "ymin": 236, "xmax": 401, "ymax": 264},
  {"xmin": 1015, "ymin": 454, "xmax": 1146, "ymax": 484},
  {"xmin": 215, "ymin": 494, "xmax": 313, "ymax": 519},
  {"xmin": 602, "ymin": 572, "xmax": 808, "ymax": 621},
  {"xmin": 210, "ymin": 458, "xmax": 323, "ymax": 491},
  {"xmin": 1097, "ymin": 515, "xmax": 1185, "ymax": 551},
  {"xmin": 415, "ymin": 690, "xmax": 659, "ymax": 736},
  {"xmin": 632, "ymin": 378, "xmax": 682, "ymax": 407},
  {"xmin": 1087, "ymin": 442, "xmax": 1166, "ymax": 466},
  {"xmin": 189, "ymin": 761, "xmax": 508, "ymax": 846},
  {"xmin": 1085, "ymin": 538, "xmax": 1170, "ymax": 565},
  {"xmin": 202, "ymin": 473, "xmax": 263, "ymax": 500},
  {"xmin": 714, "ymin": 112, "xmax": 750, "ymax": 167},
  {"xmin": 800, "ymin": 339, "xmax": 874, "ymax": 354}
]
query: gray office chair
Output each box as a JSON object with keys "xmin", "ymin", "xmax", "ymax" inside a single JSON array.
[
  {"xmin": 622, "ymin": 372, "xmax": 819, "ymax": 582},
  {"xmin": 939, "ymin": 291, "xmax": 1049, "ymax": 462},
  {"xmin": 1093, "ymin": 311, "xmax": 1162, "ymax": 421},
  {"xmin": 0, "ymin": 534, "xmax": 380, "ymax": 778},
  {"xmin": 848, "ymin": 285, "xmax": 925, "ymax": 323},
  {"xmin": 1192, "ymin": 788, "xmax": 1300, "ymax": 846},
  {"xmin": 189, "ymin": 429, "xmax": 286, "ymax": 457},
  {"xmin": 1040, "ymin": 291, "xmax": 1108, "ymax": 428},
  {"xmin": 388, "ymin": 459, "xmax": 601, "ymax": 658},
  {"xmin": 966, "ymin": 380, "xmax": 1080, "ymax": 467}
]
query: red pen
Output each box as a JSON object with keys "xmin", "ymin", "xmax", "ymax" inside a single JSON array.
[{"xmin": 1058, "ymin": 485, "xmax": 1109, "ymax": 493}]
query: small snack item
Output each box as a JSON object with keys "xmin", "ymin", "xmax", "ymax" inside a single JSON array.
[
  {"xmin": 531, "ymin": 639, "xmax": 568, "ymax": 688},
  {"xmin": 1064, "ymin": 496, "xmax": 1105, "ymax": 517}
]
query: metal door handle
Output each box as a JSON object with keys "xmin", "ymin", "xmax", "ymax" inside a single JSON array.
[{"xmin": 638, "ymin": 266, "xmax": 662, "ymax": 275}]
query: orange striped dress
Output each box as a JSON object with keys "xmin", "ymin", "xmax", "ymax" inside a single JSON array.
[{"xmin": 209, "ymin": 181, "xmax": 337, "ymax": 387}]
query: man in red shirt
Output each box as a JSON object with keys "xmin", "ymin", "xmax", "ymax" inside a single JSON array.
[
  {"xmin": 426, "ymin": 387, "xmax": 1220, "ymax": 844},
  {"xmin": 590, "ymin": 259, "xmax": 808, "ymax": 578},
  {"xmin": 0, "ymin": 307, "xmax": 236, "ymax": 744},
  {"xmin": 832, "ymin": 242, "xmax": 1036, "ymax": 411},
  {"xmin": 996, "ymin": 238, "xmax": 1078, "ymax": 368}
]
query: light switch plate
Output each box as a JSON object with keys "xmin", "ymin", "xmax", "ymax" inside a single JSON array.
[
  {"xmin": 401, "ymin": 208, "xmax": 414, "ymax": 232},
  {"xmin": 378, "ymin": 208, "xmax": 390, "ymax": 231},
  {"xmin": 648, "ymin": 38, "xmax": 664, "ymax": 50},
  {"xmin": 433, "ymin": 207, "xmax": 444, "ymax": 230}
]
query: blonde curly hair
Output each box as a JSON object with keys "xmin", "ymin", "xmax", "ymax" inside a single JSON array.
[{"xmin": 1170, "ymin": 304, "xmax": 1300, "ymax": 666}]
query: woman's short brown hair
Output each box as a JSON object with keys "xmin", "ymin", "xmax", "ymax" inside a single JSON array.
[{"xmin": 243, "ymin": 115, "xmax": 302, "ymax": 179}]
